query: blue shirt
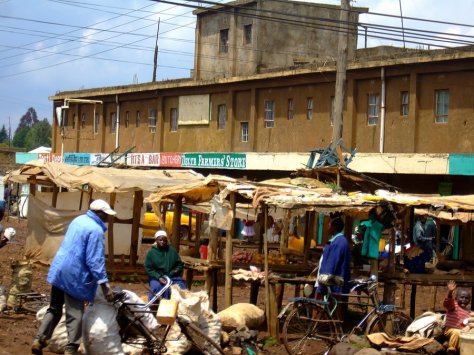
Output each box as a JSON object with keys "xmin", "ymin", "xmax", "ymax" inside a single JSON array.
[
  {"xmin": 317, "ymin": 232, "xmax": 351, "ymax": 294},
  {"xmin": 47, "ymin": 210, "xmax": 109, "ymax": 302}
]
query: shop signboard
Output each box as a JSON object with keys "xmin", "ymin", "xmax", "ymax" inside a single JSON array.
[
  {"xmin": 38, "ymin": 153, "xmax": 62, "ymax": 163},
  {"xmin": 160, "ymin": 153, "xmax": 182, "ymax": 167},
  {"xmin": 127, "ymin": 153, "xmax": 161, "ymax": 166},
  {"xmin": 63, "ymin": 153, "xmax": 91, "ymax": 166},
  {"xmin": 181, "ymin": 153, "xmax": 246, "ymax": 169}
]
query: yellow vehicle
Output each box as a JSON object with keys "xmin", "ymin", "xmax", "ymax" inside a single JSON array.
[{"xmin": 142, "ymin": 205, "xmax": 196, "ymax": 243}]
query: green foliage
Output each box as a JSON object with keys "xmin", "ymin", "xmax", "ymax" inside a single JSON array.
[
  {"xmin": 24, "ymin": 119, "xmax": 52, "ymax": 151},
  {"xmin": 16, "ymin": 107, "xmax": 39, "ymax": 133},
  {"xmin": 0, "ymin": 125, "xmax": 8, "ymax": 144},
  {"xmin": 12, "ymin": 126, "xmax": 29, "ymax": 148}
]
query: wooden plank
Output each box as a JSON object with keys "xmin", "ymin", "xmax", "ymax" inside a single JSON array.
[
  {"xmin": 410, "ymin": 284, "xmax": 417, "ymax": 320},
  {"xmin": 224, "ymin": 192, "xmax": 236, "ymax": 308},
  {"xmin": 52, "ymin": 185, "xmax": 58, "ymax": 208},
  {"xmin": 171, "ymin": 197, "xmax": 182, "ymax": 251},
  {"xmin": 129, "ymin": 190, "xmax": 143, "ymax": 266},
  {"xmin": 107, "ymin": 193, "xmax": 116, "ymax": 271},
  {"xmin": 268, "ymin": 282, "xmax": 279, "ymax": 339},
  {"xmin": 263, "ymin": 205, "xmax": 271, "ymax": 334}
]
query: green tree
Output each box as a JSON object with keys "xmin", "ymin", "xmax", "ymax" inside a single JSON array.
[
  {"xmin": 0, "ymin": 125, "xmax": 8, "ymax": 144},
  {"xmin": 16, "ymin": 107, "xmax": 39, "ymax": 133},
  {"xmin": 24, "ymin": 119, "xmax": 52, "ymax": 151},
  {"xmin": 12, "ymin": 126, "xmax": 29, "ymax": 148}
]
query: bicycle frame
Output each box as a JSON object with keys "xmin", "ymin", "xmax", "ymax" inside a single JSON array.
[{"xmin": 279, "ymin": 276, "xmax": 400, "ymax": 339}]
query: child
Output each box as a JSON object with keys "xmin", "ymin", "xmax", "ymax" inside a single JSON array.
[{"xmin": 443, "ymin": 280, "xmax": 471, "ymax": 354}]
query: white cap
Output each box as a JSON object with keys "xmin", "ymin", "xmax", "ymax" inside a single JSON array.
[
  {"xmin": 90, "ymin": 199, "xmax": 116, "ymax": 216},
  {"xmin": 154, "ymin": 230, "xmax": 167, "ymax": 239},
  {"xmin": 4, "ymin": 227, "xmax": 15, "ymax": 241}
]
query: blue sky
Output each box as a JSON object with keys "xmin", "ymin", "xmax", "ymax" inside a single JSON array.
[{"xmin": 0, "ymin": 0, "xmax": 473, "ymax": 133}]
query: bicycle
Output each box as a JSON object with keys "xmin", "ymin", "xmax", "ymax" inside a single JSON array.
[
  {"xmin": 279, "ymin": 275, "xmax": 412, "ymax": 355},
  {"xmin": 114, "ymin": 276, "xmax": 224, "ymax": 355}
]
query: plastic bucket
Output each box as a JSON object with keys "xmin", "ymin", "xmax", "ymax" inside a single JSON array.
[{"xmin": 460, "ymin": 331, "xmax": 474, "ymax": 355}]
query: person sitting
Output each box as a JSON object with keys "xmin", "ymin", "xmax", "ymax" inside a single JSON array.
[
  {"xmin": 144, "ymin": 230, "xmax": 186, "ymax": 301},
  {"xmin": 443, "ymin": 280, "xmax": 471, "ymax": 354}
]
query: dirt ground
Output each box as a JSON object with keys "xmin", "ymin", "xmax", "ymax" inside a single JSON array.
[{"xmin": 0, "ymin": 217, "xmax": 445, "ymax": 355}]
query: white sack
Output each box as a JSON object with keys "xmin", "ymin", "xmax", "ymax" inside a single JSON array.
[{"xmin": 218, "ymin": 303, "xmax": 265, "ymax": 330}]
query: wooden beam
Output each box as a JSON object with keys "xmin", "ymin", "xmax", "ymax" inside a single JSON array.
[
  {"xmin": 171, "ymin": 197, "xmax": 182, "ymax": 251},
  {"xmin": 130, "ymin": 190, "xmax": 143, "ymax": 266},
  {"xmin": 52, "ymin": 185, "xmax": 59, "ymax": 208},
  {"xmin": 107, "ymin": 193, "xmax": 116, "ymax": 270},
  {"xmin": 263, "ymin": 205, "xmax": 271, "ymax": 334},
  {"xmin": 224, "ymin": 192, "xmax": 236, "ymax": 309}
]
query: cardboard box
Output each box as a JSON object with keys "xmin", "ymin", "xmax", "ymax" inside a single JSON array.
[{"xmin": 156, "ymin": 299, "xmax": 178, "ymax": 325}]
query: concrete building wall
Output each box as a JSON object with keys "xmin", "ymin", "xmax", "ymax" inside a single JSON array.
[
  {"xmin": 194, "ymin": 0, "xmax": 363, "ymax": 80},
  {"xmin": 417, "ymin": 71, "xmax": 474, "ymax": 153},
  {"xmin": 51, "ymin": 53, "xmax": 474, "ymax": 156}
]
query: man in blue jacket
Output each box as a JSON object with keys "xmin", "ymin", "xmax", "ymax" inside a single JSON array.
[{"xmin": 32, "ymin": 199, "xmax": 116, "ymax": 355}]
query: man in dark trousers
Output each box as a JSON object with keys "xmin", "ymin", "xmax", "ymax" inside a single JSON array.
[{"xmin": 32, "ymin": 199, "xmax": 116, "ymax": 355}]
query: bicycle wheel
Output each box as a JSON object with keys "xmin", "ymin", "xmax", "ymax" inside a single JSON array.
[
  {"xmin": 282, "ymin": 301, "xmax": 337, "ymax": 355},
  {"xmin": 179, "ymin": 320, "xmax": 224, "ymax": 355},
  {"xmin": 366, "ymin": 310, "xmax": 411, "ymax": 337}
]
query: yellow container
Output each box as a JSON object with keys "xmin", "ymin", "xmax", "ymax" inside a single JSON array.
[
  {"xmin": 156, "ymin": 299, "xmax": 178, "ymax": 325},
  {"xmin": 378, "ymin": 238, "xmax": 386, "ymax": 252}
]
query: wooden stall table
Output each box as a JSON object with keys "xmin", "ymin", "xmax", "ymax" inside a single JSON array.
[
  {"xmin": 181, "ymin": 256, "xmax": 223, "ymax": 312},
  {"xmin": 380, "ymin": 272, "xmax": 474, "ymax": 320}
]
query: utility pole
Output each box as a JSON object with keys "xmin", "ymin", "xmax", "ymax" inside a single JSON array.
[
  {"xmin": 331, "ymin": 0, "xmax": 350, "ymax": 148},
  {"xmin": 152, "ymin": 18, "xmax": 160, "ymax": 82},
  {"xmin": 8, "ymin": 116, "xmax": 11, "ymax": 147}
]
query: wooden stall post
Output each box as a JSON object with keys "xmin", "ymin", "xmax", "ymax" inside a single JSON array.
[
  {"xmin": 107, "ymin": 193, "xmax": 116, "ymax": 274},
  {"xmin": 224, "ymin": 192, "xmax": 236, "ymax": 309},
  {"xmin": 383, "ymin": 228, "xmax": 397, "ymax": 305},
  {"xmin": 171, "ymin": 196, "xmax": 182, "ymax": 251},
  {"xmin": 303, "ymin": 211, "xmax": 311, "ymax": 265},
  {"xmin": 207, "ymin": 226, "xmax": 219, "ymax": 312},
  {"xmin": 130, "ymin": 190, "xmax": 143, "ymax": 266},
  {"xmin": 52, "ymin": 185, "xmax": 59, "ymax": 208},
  {"xmin": 280, "ymin": 209, "xmax": 291, "ymax": 251}
]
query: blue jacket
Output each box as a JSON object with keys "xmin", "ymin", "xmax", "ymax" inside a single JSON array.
[
  {"xmin": 317, "ymin": 232, "xmax": 351, "ymax": 294},
  {"xmin": 47, "ymin": 210, "xmax": 109, "ymax": 302}
]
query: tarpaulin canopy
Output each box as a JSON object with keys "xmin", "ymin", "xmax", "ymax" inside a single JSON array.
[{"xmin": 5, "ymin": 160, "xmax": 204, "ymax": 193}]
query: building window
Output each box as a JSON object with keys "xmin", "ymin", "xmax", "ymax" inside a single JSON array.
[
  {"xmin": 435, "ymin": 89, "xmax": 449, "ymax": 123},
  {"xmin": 94, "ymin": 112, "xmax": 99, "ymax": 134},
  {"xmin": 149, "ymin": 109, "xmax": 157, "ymax": 133},
  {"xmin": 400, "ymin": 91, "xmax": 409, "ymax": 116},
  {"xmin": 125, "ymin": 111, "xmax": 130, "ymax": 128},
  {"xmin": 110, "ymin": 112, "xmax": 117, "ymax": 133},
  {"xmin": 217, "ymin": 104, "xmax": 226, "ymax": 129},
  {"xmin": 244, "ymin": 24, "xmax": 252, "ymax": 44},
  {"xmin": 170, "ymin": 108, "xmax": 178, "ymax": 132},
  {"xmin": 287, "ymin": 98, "xmax": 294, "ymax": 120},
  {"xmin": 136, "ymin": 111, "xmax": 141, "ymax": 127},
  {"xmin": 368, "ymin": 93, "xmax": 380, "ymax": 126},
  {"xmin": 241, "ymin": 122, "xmax": 249, "ymax": 142},
  {"xmin": 306, "ymin": 97, "xmax": 313, "ymax": 120},
  {"xmin": 330, "ymin": 96, "xmax": 335, "ymax": 126},
  {"xmin": 264, "ymin": 100, "xmax": 275, "ymax": 128},
  {"xmin": 81, "ymin": 113, "xmax": 86, "ymax": 129},
  {"xmin": 72, "ymin": 114, "xmax": 76, "ymax": 129},
  {"xmin": 219, "ymin": 29, "xmax": 229, "ymax": 53}
]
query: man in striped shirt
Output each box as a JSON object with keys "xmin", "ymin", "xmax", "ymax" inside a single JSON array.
[{"xmin": 443, "ymin": 280, "xmax": 471, "ymax": 354}]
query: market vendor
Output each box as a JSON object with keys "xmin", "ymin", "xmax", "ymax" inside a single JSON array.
[
  {"xmin": 144, "ymin": 230, "xmax": 186, "ymax": 300},
  {"xmin": 316, "ymin": 214, "xmax": 351, "ymax": 295}
]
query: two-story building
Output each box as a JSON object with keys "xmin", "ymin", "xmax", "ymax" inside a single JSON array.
[{"xmin": 48, "ymin": 1, "xmax": 474, "ymax": 195}]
